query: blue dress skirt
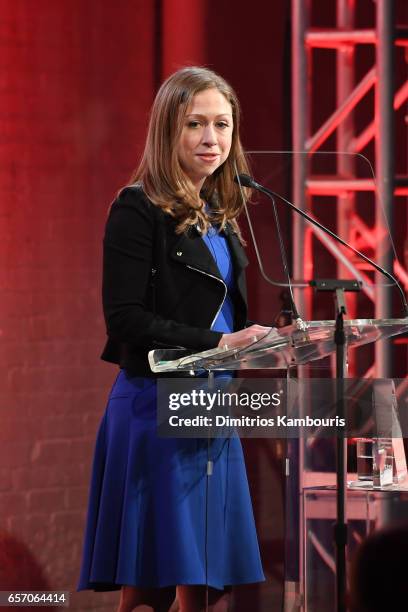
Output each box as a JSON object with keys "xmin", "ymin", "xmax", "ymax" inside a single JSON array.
[{"xmin": 78, "ymin": 228, "xmax": 265, "ymax": 591}]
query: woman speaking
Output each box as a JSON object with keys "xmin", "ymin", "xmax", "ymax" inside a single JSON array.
[{"xmin": 78, "ymin": 66, "xmax": 269, "ymax": 612}]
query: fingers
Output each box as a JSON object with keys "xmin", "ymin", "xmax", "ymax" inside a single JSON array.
[
  {"xmin": 218, "ymin": 329, "xmax": 266, "ymax": 349},
  {"xmin": 246, "ymin": 324, "xmax": 272, "ymax": 334},
  {"xmin": 244, "ymin": 325, "xmax": 273, "ymax": 344},
  {"xmin": 218, "ymin": 325, "xmax": 276, "ymax": 349}
]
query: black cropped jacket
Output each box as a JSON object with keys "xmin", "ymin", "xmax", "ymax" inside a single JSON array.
[{"xmin": 101, "ymin": 186, "xmax": 249, "ymax": 376}]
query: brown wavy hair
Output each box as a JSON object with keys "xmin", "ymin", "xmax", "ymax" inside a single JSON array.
[{"xmin": 129, "ymin": 66, "xmax": 250, "ymax": 238}]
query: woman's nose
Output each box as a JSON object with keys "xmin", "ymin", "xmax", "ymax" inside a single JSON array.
[{"xmin": 201, "ymin": 123, "xmax": 217, "ymax": 146}]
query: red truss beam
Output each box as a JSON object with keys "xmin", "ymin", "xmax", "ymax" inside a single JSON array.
[{"xmin": 292, "ymin": 0, "xmax": 408, "ymax": 380}]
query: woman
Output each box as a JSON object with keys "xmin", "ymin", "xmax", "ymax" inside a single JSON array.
[{"xmin": 78, "ymin": 66, "xmax": 270, "ymax": 612}]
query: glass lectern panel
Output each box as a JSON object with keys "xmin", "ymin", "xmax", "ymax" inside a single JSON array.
[
  {"xmin": 237, "ymin": 150, "xmax": 397, "ymax": 290},
  {"xmin": 148, "ymin": 151, "xmax": 407, "ymax": 612}
]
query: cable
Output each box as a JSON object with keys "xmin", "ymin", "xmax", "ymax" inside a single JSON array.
[{"xmin": 267, "ymin": 187, "xmax": 301, "ymax": 320}]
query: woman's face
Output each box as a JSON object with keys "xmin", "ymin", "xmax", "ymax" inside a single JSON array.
[{"xmin": 177, "ymin": 88, "xmax": 233, "ymax": 192}]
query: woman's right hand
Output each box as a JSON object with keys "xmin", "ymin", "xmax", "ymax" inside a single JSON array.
[{"xmin": 217, "ymin": 324, "xmax": 274, "ymax": 350}]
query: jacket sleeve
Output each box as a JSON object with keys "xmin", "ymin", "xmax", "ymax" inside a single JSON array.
[{"xmin": 102, "ymin": 188, "xmax": 223, "ymax": 350}]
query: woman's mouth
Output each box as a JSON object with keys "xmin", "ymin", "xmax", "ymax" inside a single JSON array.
[{"xmin": 196, "ymin": 153, "xmax": 220, "ymax": 163}]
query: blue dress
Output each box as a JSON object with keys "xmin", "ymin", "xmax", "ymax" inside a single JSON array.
[{"xmin": 78, "ymin": 227, "xmax": 265, "ymax": 591}]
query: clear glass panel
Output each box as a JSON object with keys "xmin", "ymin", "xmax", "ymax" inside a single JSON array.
[
  {"xmin": 284, "ymin": 376, "xmax": 408, "ymax": 611},
  {"xmin": 234, "ymin": 151, "xmax": 405, "ymax": 314},
  {"xmin": 147, "ymin": 150, "xmax": 408, "ymax": 611},
  {"xmin": 149, "ymin": 318, "xmax": 408, "ymax": 372}
]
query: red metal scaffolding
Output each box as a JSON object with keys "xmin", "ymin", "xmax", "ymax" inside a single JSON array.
[{"xmin": 291, "ymin": 0, "xmax": 408, "ymax": 377}]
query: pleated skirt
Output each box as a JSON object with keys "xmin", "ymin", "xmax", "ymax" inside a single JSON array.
[{"xmin": 78, "ymin": 370, "xmax": 264, "ymax": 591}]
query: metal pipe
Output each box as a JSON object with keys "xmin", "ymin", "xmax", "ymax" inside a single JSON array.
[
  {"xmin": 307, "ymin": 178, "xmax": 408, "ymax": 196},
  {"xmin": 337, "ymin": 0, "xmax": 357, "ymax": 374},
  {"xmin": 306, "ymin": 215, "xmax": 375, "ymax": 301},
  {"xmin": 292, "ymin": 0, "xmax": 309, "ymax": 318},
  {"xmin": 350, "ymin": 79, "xmax": 408, "ymax": 153},
  {"xmin": 307, "ymin": 178, "xmax": 375, "ymax": 194},
  {"xmin": 306, "ymin": 67, "xmax": 376, "ymax": 153},
  {"xmin": 290, "ymin": 6, "xmax": 309, "ymax": 610},
  {"xmin": 375, "ymin": 0, "xmax": 395, "ymax": 377},
  {"xmin": 306, "ymin": 28, "xmax": 375, "ymax": 47}
]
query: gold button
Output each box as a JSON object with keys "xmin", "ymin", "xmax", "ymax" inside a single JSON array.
[{"xmin": 176, "ymin": 251, "xmax": 183, "ymax": 256}]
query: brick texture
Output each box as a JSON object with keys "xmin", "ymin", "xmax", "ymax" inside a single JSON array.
[{"xmin": 0, "ymin": 2, "xmax": 155, "ymax": 610}]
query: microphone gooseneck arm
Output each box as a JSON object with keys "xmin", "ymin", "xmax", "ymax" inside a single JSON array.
[
  {"xmin": 259, "ymin": 188, "xmax": 301, "ymax": 320},
  {"xmin": 235, "ymin": 173, "xmax": 408, "ymax": 318},
  {"xmin": 235, "ymin": 173, "xmax": 303, "ymax": 323}
]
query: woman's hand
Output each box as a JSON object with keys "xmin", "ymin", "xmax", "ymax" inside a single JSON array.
[{"xmin": 217, "ymin": 324, "xmax": 274, "ymax": 349}]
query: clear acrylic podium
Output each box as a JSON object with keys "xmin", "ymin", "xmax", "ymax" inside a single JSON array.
[
  {"xmin": 149, "ymin": 317, "xmax": 408, "ymax": 611},
  {"xmin": 149, "ymin": 318, "xmax": 408, "ymax": 374},
  {"xmin": 149, "ymin": 149, "xmax": 407, "ymax": 609}
]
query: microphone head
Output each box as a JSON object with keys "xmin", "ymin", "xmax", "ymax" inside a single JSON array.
[{"xmin": 234, "ymin": 173, "xmax": 255, "ymax": 188}]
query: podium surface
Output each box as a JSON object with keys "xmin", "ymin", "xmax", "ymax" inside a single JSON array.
[{"xmin": 149, "ymin": 318, "xmax": 408, "ymax": 373}]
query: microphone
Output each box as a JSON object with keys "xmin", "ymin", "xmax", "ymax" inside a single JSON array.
[
  {"xmin": 234, "ymin": 173, "xmax": 408, "ymax": 318},
  {"xmin": 235, "ymin": 174, "xmax": 262, "ymax": 190}
]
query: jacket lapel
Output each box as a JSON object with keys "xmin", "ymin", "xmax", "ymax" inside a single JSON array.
[
  {"xmin": 167, "ymin": 219, "xmax": 249, "ymax": 314},
  {"xmin": 169, "ymin": 226, "xmax": 223, "ymax": 280}
]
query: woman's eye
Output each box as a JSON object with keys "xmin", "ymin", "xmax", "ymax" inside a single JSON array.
[
  {"xmin": 187, "ymin": 121, "xmax": 201, "ymax": 128},
  {"xmin": 216, "ymin": 122, "xmax": 230, "ymax": 129}
]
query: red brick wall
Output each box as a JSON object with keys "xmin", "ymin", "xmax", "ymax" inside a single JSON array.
[
  {"xmin": 0, "ymin": 2, "xmax": 156, "ymax": 609},
  {"xmin": 0, "ymin": 0, "xmax": 292, "ymax": 605}
]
